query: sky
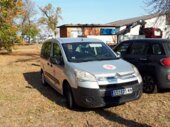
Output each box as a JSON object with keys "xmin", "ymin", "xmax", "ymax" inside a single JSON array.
[{"xmin": 34, "ymin": 0, "xmax": 149, "ymax": 25}]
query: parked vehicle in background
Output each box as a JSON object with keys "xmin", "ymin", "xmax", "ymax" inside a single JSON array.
[
  {"xmin": 113, "ymin": 39, "xmax": 170, "ymax": 93},
  {"xmin": 40, "ymin": 38, "xmax": 143, "ymax": 109}
]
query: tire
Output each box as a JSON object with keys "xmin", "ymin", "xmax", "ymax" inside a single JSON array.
[
  {"xmin": 41, "ymin": 71, "xmax": 48, "ymax": 86},
  {"xmin": 65, "ymin": 85, "xmax": 76, "ymax": 109},
  {"xmin": 143, "ymin": 74, "xmax": 157, "ymax": 93}
]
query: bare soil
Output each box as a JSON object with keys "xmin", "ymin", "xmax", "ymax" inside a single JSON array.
[{"xmin": 0, "ymin": 45, "xmax": 169, "ymax": 127}]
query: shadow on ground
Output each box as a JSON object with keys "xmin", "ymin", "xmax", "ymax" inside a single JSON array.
[
  {"xmin": 13, "ymin": 53, "xmax": 40, "ymax": 63},
  {"xmin": 94, "ymin": 109, "xmax": 151, "ymax": 127},
  {"xmin": 15, "ymin": 56, "xmax": 40, "ymax": 63},
  {"xmin": 23, "ymin": 71, "xmax": 66, "ymax": 107},
  {"xmin": 159, "ymin": 88, "xmax": 170, "ymax": 93}
]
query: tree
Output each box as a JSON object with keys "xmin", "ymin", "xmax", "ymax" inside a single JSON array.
[
  {"xmin": 146, "ymin": 0, "xmax": 170, "ymax": 14},
  {"xmin": 22, "ymin": 23, "xmax": 40, "ymax": 43},
  {"xmin": 19, "ymin": 0, "xmax": 38, "ymax": 43},
  {"xmin": 146, "ymin": 0, "xmax": 170, "ymax": 24},
  {"xmin": 21, "ymin": 0, "xmax": 36, "ymax": 25},
  {"xmin": 39, "ymin": 3, "xmax": 62, "ymax": 37},
  {"xmin": 0, "ymin": 0, "xmax": 23, "ymax": 52},
  {"xmin": 146, "ymin": 0, "xmax": 170, "ymax": 39}
]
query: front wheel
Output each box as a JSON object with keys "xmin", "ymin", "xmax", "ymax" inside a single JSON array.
[
  {"xmin": 143, "ymin": 74, "xmax": 157, "ymax": 93},
  {"xmin": 65, "ymin": 85, "xmax": 76, "ymax": 109}
]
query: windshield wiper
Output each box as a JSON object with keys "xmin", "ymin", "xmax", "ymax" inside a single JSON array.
[
  {"xmin": 95, "ymin": 57, "xmax": 115, "ymax": 61},
  {"xmin": 70, "ymin": 57, "xmax": 116, "ymax": 63}
]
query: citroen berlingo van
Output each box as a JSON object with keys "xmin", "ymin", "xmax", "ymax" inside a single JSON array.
[{"xmin": 40, "ymin": 38, "xmax": 142, "ymax": 109}]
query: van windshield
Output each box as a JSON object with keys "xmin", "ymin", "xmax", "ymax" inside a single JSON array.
[{"xmin": 62, "ymin": 42, "xmax": 117, "ymax": 63}]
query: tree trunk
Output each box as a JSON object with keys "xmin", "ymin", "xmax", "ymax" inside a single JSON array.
[{"xmin": 28, "ymin": 36, "xmax": 31, "ymax": 44}]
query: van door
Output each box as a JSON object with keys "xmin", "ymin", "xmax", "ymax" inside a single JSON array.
[
  {"xmin": 41, "ymin": 41, "xmax": 53, "ymax": 84},
  {"xmin": 50, "ymin": 42, "xmax": 65, "ymax": 93}
]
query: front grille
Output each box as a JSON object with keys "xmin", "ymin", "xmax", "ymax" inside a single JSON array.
[{"xmin": 99, "ymin": 80, "xmax": 138, "ymax": 90}]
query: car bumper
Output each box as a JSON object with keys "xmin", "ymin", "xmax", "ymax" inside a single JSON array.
[{"xmin": 72, "ymin": 81, "xmax": 142, "ymax": 108}]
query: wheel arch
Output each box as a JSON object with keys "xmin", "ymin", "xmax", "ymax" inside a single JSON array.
[
  {"xmin": 62, "ymin": 80, "xmax": 70, "ymax": 96},
  {"xmin": 41, "ymin": 69, "xmax": 43, "ymax": 74}
]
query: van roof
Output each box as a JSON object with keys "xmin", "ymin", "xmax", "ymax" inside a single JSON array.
[{"xmin": 45, "ymin": 38, "xmax": 103, "ymax": 44}]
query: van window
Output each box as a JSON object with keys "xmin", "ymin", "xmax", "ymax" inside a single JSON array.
[
  {"xmin": 62, "ymin": 42, "xmax": 117, "ymax": 62},
  {"xmin": 130, "ymin": 42, "xmax": 149, "ymax": 55},
  {"xmin": 41, "ymin": 42, "xmax": 52, "ymax": 59},
  {"xmin": 53, "ymin": 43, "xmax": 62, "ymax": 57}
]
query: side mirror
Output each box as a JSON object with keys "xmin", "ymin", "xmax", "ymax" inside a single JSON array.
[
  {"xmin": 116, "ymin": 52, "xmax": 121, "ymax": 58},
  {"xmin": 50, "ymin": 56, "xmax": 64, "ymax": 65},
  {"xmin": 50, "ymin": 57, "xmax": 57, "ymax": 64}
]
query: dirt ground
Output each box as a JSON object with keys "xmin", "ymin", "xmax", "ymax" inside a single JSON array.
[{"xmin": 0, "ymin": 44, "xmax": 169, "ymax": 127}]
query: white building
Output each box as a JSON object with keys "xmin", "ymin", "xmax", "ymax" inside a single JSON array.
[{"xmin": 108, "ymin": 13, "xmax": 170, "ymax": 41}]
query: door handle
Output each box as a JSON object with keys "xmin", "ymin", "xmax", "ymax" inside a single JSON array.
[
  {"xmin": 139, "ymin": 58, "xmax": 147, "ymax": 61},
  {"xmin": 47, "ymin": 62, "xmax": 53, "ymax": 67}
]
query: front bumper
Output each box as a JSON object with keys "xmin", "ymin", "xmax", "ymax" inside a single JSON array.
[{"xmin": 72, "ymin": 80, "xmax": 143, "ymax": 108}]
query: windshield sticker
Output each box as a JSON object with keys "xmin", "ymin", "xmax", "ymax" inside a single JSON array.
[
  {"xmin": 67, "ymin": 44, "xmax": 72, "ymax": 50},
  {"xmin": 71, "ymin": 57, "xmax": 76, "ymax": 59},
  {"xmin": 89, "ymin": 44, "xmax": 102, "ymax": 47},
  {"xmin": 103, "ymin": 64, "xmax": 116, "ymax": 70}
]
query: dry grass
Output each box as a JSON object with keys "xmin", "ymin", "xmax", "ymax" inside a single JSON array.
[{"xmin": 0, "ymin": 45, "xmax": 169, "ymax": 127}]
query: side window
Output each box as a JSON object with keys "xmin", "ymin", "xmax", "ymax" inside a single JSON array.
[
  {"xmin": 152, "ymin": 44, "xmax": 164, "ymax": 55},
  {"xmin": 41, "ymin": 42, "xmax": 52, "ymax": 59},
  {"xmin": 53, "ymin": 43, "xmax": 62, "ymax": 57},
  {"xmin": 130, "ymin": 42, "xmax": 149, "ymax": 55},
  {"xmin": 114, "ymin": 42, "xmax": 131, "ymax": 55}
]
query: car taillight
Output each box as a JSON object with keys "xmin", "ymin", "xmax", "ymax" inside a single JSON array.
[{"xmin": 161, "ymin": 58, "xmax": 170, "ymax": 66}]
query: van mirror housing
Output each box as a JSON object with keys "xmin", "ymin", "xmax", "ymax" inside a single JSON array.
[
  {"xmin": 50, "ymin": 56, "xmax": 64, "ymax": 65},
  {"xmin": 50, "ymin": 57, "xmax": 57, "ymax": 64},
  {"xmin": 116, "ymin": 52, "xmax": 121, "ymax": 58}
]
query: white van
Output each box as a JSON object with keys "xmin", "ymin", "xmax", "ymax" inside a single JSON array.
[{"xmin": 40, "ymin": 38, "xmax": 142, "ymax": 109}]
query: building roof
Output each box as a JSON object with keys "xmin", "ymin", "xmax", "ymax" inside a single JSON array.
[
  {"xmin": 107, "ymin": 13, "xmax": 164, "ymax": 27},
  {"xmin": 58, "ymin": 24, "xmax": 116, "ymax": 28}
]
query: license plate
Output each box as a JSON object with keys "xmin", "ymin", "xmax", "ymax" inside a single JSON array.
[{"xmin": 112, "ymin": 88, "xmax": 133, "ymax": 96}]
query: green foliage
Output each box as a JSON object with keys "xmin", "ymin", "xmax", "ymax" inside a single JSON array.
[
  {"xmin": 0, "ymin": 28, "xmax": 20, "ymax": 52},
  {"xmin": 39, "ymin": 3, "xmax": 62, "ymax": 37},
  {"xmin": 0, "ymin": 0, "xmax": 23, "ymax": 52},
  {"xmin": 19, "ymin": 0, "xmax": 38, "ymax": 42},
  {"xmin": 22, "ymin": 23, "xmax": 40, "ymax": 43}
]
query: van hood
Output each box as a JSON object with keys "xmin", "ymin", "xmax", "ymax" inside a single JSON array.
[{"xmin": 70, "ymin": 59, "xmax": 134, "ymax": 76}]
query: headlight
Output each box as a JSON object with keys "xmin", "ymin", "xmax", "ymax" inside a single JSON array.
[
  {"xmin": 75, "ymin": 69, "xmax": 96, "ymax": 82},
  {"xmin": 133, "ymin": 66, "xmax": 140, "ymax": 75},
  {"xmin": 133, "ymin": 65, "xmax": 143, "ymax": 84}
]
